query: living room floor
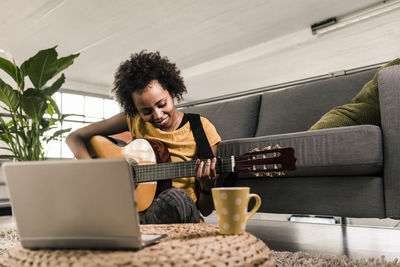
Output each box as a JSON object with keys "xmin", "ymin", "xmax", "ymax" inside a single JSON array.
[
  {"xmin": 1, "ymin": 213, "xmax": 399, "ymax": 261},
  {"xmin": 205, "ymin": 212, "xmax": 400, "ymax": 261}
]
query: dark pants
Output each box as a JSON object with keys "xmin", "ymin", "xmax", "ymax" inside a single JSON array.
[{"xmin": 142, "ymin": 188, "xmax": 200, "ymax": 224}]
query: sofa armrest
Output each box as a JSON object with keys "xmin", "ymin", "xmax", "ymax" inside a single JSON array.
[{"xmin": 378, "ymin": 65, "xmax": 400, "ymax": 219}]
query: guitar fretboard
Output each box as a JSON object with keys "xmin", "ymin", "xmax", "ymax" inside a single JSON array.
[{"xmin": 134, "ymin": 157, "xmax": 232, "ymax": 183}]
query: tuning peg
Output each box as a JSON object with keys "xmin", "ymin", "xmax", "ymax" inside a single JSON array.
[
  {"xmin": 249, "ymin": 148, "xmax": 259, "ymax": 172},
  {"xmin": 257, "ymin": 171, "xmax": 287, "ymax": 177},
  {"xmin": 273, "ymin": 171, "xmax": 286, "ymax": 177},
  {"xmin": 262, "ymin": 145, "xmax": 272, "ymax": 151},
  {"xmin": 261, "ymin": 144, "xmax": 283, "ymax": 151}
]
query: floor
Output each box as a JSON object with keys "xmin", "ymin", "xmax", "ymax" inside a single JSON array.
[
  {"xmin": 204, "ymin": 212, "xmax": 400, "ymax": 261},
  {"xmin": 1, "ymin": 213, "xmax": 400, "ymax": 261}
]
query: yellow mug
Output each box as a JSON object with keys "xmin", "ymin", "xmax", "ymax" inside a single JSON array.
[{"xmin": 212, "ymin": 187, "xmax": 261, "ymax": 234}]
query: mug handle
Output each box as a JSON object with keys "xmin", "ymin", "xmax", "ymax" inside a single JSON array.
[{"xmin": 245, "ymin": 193, "xmax": 261, "ymax": 223}]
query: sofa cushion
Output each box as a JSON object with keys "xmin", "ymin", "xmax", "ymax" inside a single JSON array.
[
  {"xmin": 255, "ymin": 68, "xmax": 378, "ymax": 136},
  {"xmin": 218, "ymin": 125, "xmax": 382, "ymax": 177},
  {"xmin": 179, "ymin": 95, "xmax": 261, "ymax": 140}
]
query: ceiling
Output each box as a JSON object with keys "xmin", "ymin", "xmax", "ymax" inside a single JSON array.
[{"xmin": 1, "ymin": 0, "xmax": 400, "ymax": 104}]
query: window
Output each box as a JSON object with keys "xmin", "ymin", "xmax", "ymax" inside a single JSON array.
[{"xmin": 45, "ymin": 91, "xmax": 121, "ymax": 158}]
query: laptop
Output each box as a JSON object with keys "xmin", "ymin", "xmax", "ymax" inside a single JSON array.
[{"xmin": 2, "ymin": 158, "xmax": 166, "ymax": 250}]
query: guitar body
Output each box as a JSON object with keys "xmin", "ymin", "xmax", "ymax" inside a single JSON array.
[{"xmin": 87, "ymin": 135, "xmax": 171, "ymax": 212}]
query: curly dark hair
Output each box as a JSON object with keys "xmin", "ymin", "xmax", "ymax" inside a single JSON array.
[{"xmin": 112, "ymin": 50, "xmax": 187, "ymax": 116}]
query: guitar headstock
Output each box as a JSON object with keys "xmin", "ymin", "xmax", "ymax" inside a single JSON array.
[{"xmin": 235, "ymin": 145, "xmax": 296, "ymax": 177}]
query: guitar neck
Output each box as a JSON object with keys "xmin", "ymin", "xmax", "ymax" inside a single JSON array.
[
  {"xmin": 134, "ymin": 157, "xmax": 233, "ymax": 183},
  {"xmin": 88, "ymin": 136, "xmax": 296, "ymax": 184}
]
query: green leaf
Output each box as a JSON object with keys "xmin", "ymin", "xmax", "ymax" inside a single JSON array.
[
  {"xmin": 21, "ymin": 46, "xmax": 59, "ymax": 89},
  {"xmin": 46, "ymin": 95, "xmax": 61, "ymax": 117},
  {"xmin": 42, "ymin": 73, "xmax": 65, "ymax": 97},
  {"xmin": 0, "ymin": 57, "xmax": 23, "ymax": 87},
  {"xmin": 0, "ymin": 134, "xmax": 11, "ymax": 143},
  {"xmin": 21, "ymin": 46, "xmax": 79, "ymax": 90},
  {"xmin": 21, "ymin": 89, "xmax": 48, "ymax": 121},
  {"xmin": 46, "ymin": 102, "xmax": 54, "ymax": 116},
  {"xmin": 0, "ymin": 78, "xmax": 19, "ymax": 110},
  {"xmin": 45, "ymin": 128, "xmax": 71, "ymax": 142},
  {"xmin": 55, "ymin": 53, "xmax": 80, "ymax": 75},
  {"xmin": 60, "ymin": 113, "xmax": 77, "ymax": 120},
  {"xmin": 0, "ymin": 117, "xmax": 15, "ymax": 134}
]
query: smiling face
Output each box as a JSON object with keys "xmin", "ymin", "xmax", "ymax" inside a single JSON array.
[{"xmin": 132, "ymin": 80, "xmax": 182, "ymax": 132}]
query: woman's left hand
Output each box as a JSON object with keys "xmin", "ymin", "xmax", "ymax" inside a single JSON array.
[{"xmin": 195, "ymin": 158, "xmax": 218, "ymax": 192}]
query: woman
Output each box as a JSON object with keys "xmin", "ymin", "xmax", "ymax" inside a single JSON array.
[{"xmin": 66, "ymin": 51, "xmax": 221, "ymax": 223}]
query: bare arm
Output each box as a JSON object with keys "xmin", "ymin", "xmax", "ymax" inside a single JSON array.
[
  {"xmin": 196, "ymin": 144, "xmax": 219, "ymax": 217},
  {"xmin": 65, "ymin": 112, "xmax": 129, "ymax": 159}
]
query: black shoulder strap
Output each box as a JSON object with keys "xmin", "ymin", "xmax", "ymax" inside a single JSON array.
[{"xmin": 187, "ymin": 113, "xmax": 214, "ymax": 159}]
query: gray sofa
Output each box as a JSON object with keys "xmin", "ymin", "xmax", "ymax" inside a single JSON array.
[{"xmin": 181, "ymin": 64, "xmax": 400, "ymax": 219}]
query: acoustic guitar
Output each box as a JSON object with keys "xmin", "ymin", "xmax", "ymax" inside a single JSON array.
[{"xmin": 87, "ymin": 135, "xmax": 296, "ymax": 212}]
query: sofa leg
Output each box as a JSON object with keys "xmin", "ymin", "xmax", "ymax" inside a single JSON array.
[{"xmin": 340, "ymin": 216, "xmax": 348, "ymax": 225}]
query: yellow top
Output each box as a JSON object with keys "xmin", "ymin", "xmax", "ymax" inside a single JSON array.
[{"xmin": 127, "ymin": 114, "xmax": 221, "ymax": 202}]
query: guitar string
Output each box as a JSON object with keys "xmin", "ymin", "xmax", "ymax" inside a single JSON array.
[
  {"xmin": 135, "ymin": 159, "xmax": 233, "ymax": 182},
  {"xmin": 134, "ymin": 156, "xmax": 283, "ymax": 182},
  {"xmin": 134, "ymin": 156, "xmax": 282, "ymax": 173}
]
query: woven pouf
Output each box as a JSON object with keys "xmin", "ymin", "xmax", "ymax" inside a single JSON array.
[{"xmin": 0, "ymin": 223, "xmax": 275, "ymax": 266}]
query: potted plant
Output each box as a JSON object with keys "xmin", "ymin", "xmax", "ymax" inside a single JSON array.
[{"xmin": 0, "ymin": 46, "xmax": 79, "ymax": 161}]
